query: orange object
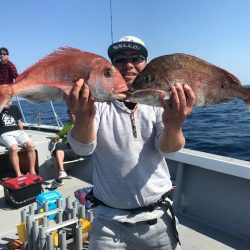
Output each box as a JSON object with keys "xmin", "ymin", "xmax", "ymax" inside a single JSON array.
[{"xmin": 7, "ymin": 239, "xmax": 23, "ymax": 250}]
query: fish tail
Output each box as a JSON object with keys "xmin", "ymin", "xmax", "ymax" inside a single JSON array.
[
  {"xmin": 0, "ymin": 85, "xmax": 14, "ymax": 112},
  {"xmin": 244, "ymin": 87, "xmax": 250, "ymax": 111}
]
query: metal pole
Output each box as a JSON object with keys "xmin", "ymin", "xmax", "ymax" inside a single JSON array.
[
  {"xmin": 44, "ymin": 201, "xmax": 49, "ymax": 212},
  {"xmin": 46, "ymin": 232, "xmax": 54, "ymax": 250},
  {"xmin": 32, "ymin": 219, "xmax": 39, "ymax": 249},
  {"xmin": 39, "ymin": 226, "xmax": 46, "ymax": 250},
  {"xmin": 76, "ymin": 224, "xmax": 83, "ymax": 250},
  {"xmin": 26, "ymin": 214, "xmax": 33, "ymax": 250},
  {"xmin": 42, "ymin": 215, "xmax": 48, "ymax": 228},
  {"xmin": 73, "ymin": 200, "xmax": 78, "ymax": 208},
  {"xmin": 66, "ymin": 196, "xmax": 72, "ymax": 220},
  {"xmin": 78, "ymin": 205, "xmax": 86, "ymax": 218},
  {"xmin": 59, "ymin": 230, "xmax": 67, "ymax": 250},
  {"xmin": 57, "ymin": 210, "xmax": 63, "ymax": 223},
  {"xmin": 29, "ymin": 203, "xmax": 36, "ymax": 215},
  {"xmin": 50, "ymin": 101, "xmax": 63, "ymax": 128},
  {"xmin": 57, "ymin": 197, "xmax": 63, "ymax": 208},
  {"xmin": 71, "ymin": 206, "xmax": 77, "ymax": 219},
  {"xmin": 16, "ymin": 96, "xmax": 27, "ymax": 125},
  {"xmin": 21, "ymin": 209, "xmax": 27, "ymax": 222}
]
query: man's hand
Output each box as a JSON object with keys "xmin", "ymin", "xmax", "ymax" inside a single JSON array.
[
  {"xmin": 67, "ymin": 79, "xmax": 96, "ymax": 126},
  {"xmin": 160, "ymin": 83, "xmax": 195, "ymax": 132},
  {"xmin": 66, "ymin": 79, "xmax": 97, "ymax": 144},
  {"xmin": 158, "ymin": 83, "xmax": 195, "ymax": 153}
]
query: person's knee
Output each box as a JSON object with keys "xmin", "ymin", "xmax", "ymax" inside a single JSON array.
[
  {"xmin": 9, "ymin": 144, "xmax": 19, "ymax": 153},
  {"xmin": 23, "ymin": 141, "xmax": 35, "ymax": 151}
]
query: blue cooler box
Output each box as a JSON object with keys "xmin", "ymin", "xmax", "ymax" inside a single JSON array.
[{"xmin": 36, "ymin": 190, "xmax": 63, "ymax": 219}]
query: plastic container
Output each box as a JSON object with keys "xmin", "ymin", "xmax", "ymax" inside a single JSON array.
[{"xmin": 36, "ymin": 190, "xmax": 63, "ymax": 219}]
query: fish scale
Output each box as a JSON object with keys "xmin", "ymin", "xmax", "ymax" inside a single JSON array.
[{"xmin": 128, "ymin": 53, "xmax": 250, "ymax": 110}]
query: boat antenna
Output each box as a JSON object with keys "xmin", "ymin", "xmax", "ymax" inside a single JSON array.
[{"xmin": 109, "ymin": 0, "xmax": 114, "ymax": 43}]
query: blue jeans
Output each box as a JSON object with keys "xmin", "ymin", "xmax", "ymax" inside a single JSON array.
[{"xmin": 88, "ymin": 214, "xmax": 180, "ymax": 250}]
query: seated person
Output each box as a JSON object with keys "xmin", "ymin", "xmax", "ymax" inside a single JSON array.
[
  {"xmin": 0, "ymin": 99, "xmax": 36, "ymax": 177},
  {"xmin": 48, "ymin": 109, "xmax": 80, "ymax": 189}
]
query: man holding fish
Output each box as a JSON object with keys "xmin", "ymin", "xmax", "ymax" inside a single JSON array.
[{"xmin": 68, "ymin": 36, "xmax": 195, "ymax": 249}]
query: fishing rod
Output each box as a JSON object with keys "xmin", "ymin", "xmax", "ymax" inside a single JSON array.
[{"xmin": 109, "ymin": 0, "xmax": 114, "ymax": 43}]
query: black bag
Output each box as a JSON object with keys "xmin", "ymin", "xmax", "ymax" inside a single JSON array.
[{"xmin": 2, "ymin": 174, "xmax": 43, "ymax": 208}]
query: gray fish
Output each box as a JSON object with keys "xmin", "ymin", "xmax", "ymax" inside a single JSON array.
[{"xmin": 128, "ymin": 53, "xmax": 250, "ymax": 109}]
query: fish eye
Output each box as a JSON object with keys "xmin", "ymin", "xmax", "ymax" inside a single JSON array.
[
  {"xmin": 145, "ymin": 75, "xmax": 151, "ymax": 82},
  {"xmin": 104, "ymin": 68, "xmax": 114, "ymax": 78}
]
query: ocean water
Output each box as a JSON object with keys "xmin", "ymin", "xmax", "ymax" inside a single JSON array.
[
  {"xmin": 183, "ymin": 99, "xmax": 250, "ymax": 161},
  {"xmin": 15, "ymin": 99, "xmax": 250, "ymax": 162}
]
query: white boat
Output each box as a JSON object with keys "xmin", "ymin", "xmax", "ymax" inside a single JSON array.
[{"xmin": 0, "ymin": 101, "xmax": 249, "ymax": 250}]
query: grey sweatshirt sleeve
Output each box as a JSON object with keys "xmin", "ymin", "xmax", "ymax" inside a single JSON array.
[
  {"xmin": 67, "ymin": 129, "xmax": 97, "ymax": 156},
  {"xmin": 154, "ymin": 106, "xmax": 184, "ymax": 157}
]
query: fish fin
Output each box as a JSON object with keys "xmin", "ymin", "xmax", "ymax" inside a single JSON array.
[
  {"xmin": 0, "ymin": 85, "xmax": 14, "ymax": 112},
  {"xmin": 223, "ymin": 70, "xmax": 241, "ymax": 85},
  {"xmin": 0, "ymin": 96, "xmax": 11, "ymax": 113},
  {"xmin": 17, "ymin": 83, "xmax": 70, "ymax": 103},
  {"xmin": 245, "ymin": 100, "xmax": 250, "ymax": 111},
  {"xmin": 174, "ymin": 53, "xmax": 242, "ymax": 86},
  {"xmin": 201, "ymin": 56, "xmax": 241, "ymax": 85},
  {"xmin": 243, "ymin": 87, "xmax": 250, "ymax": 111},
  {"xmin": 16, "ymin": 47, "xmax": 83, "ymax": 83}
]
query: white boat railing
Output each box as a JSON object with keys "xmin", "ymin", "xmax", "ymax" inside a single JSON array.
[
  {"xmin": 166, "ymin": 148, "xmax": 250, "ymax": 179},
  {"xmin": 49, "ymin": 101, "xmax": 64, "ymax": 128},
  {"xmin": 15, "ymin": 97, "xmax": 64, "ymax": 129},
  {"xmin": 15, "ymin": 96, "xmax": 27, "ymax": 124}
]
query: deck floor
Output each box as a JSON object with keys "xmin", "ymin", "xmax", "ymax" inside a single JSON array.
[
  {"xmin": 1, "ymin": 175, "xmax": 249, "ymax": 250},
  {"xmin": 1, "ymin": 127, "xmax": 249, "ymax": 250}
]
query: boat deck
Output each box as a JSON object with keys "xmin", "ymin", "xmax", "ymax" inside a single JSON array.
[
  {"xmin": 0, "ymin": 128, "xmax": 249, "ymax": 249},
  {"xmin": 0, "ymin": 175, "xmax": 249, "ymax": 250}
]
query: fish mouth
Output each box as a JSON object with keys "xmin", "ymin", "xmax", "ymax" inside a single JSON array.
[
  {"xmin": 94, "ymin": 92, "xmax": 127, "ymax": 102},
  {"xmin": 125, "ymin": 89, "xmax": 171, "ymax": 106},
  {"xmin": 128, "ymin": 89, "xmax": 170, "ymax": 99},
  {"xmin": 115, "ymin": 93, "xmax": 127, "ymax": 100},
  {"xmin": 113, "ymin": 87, "xmax": 129, "ymax": 100}
]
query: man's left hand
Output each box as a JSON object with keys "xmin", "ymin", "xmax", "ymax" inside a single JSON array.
[{"xmin": 160, "ymin": 83, "xmax": 195, "ymax": 132}]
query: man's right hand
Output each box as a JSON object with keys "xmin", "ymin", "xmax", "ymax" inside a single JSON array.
[
  {"xmin": 67, "ymin": 79, "xmax": 97, "ymax": 144},
  {"xmin": 68, "ymin": 79, "xmax": 96, "ymax": 125}
]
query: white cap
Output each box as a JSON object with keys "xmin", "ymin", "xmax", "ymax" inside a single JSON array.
[
  {"xmin": 108, "ymin": 35, "xmax": 148, "ymax": 59},
  {"xmin": 118, "ymin": 36, "xmax": 146, "ymax": 46}
]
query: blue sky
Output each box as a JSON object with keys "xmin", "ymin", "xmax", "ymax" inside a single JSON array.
[{"xmin": 2, "ymin": 0, "xmax": 250, "ymax": 85}]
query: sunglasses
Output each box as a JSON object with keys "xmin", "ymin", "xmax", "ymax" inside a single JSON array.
[
  {"xmin": 112, "ymin": 54, "xmax": 145, "ymax": 64},
  {"xmin": 0, "ymin": 53, "xmax": 7, "ymax": 56}
]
